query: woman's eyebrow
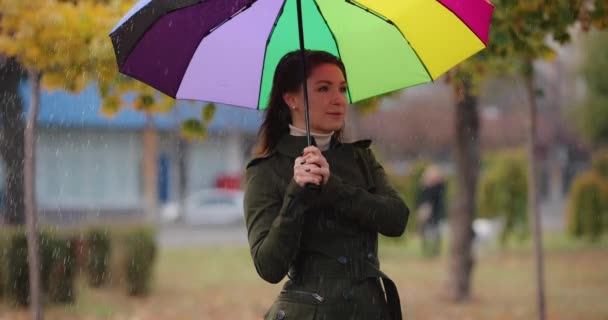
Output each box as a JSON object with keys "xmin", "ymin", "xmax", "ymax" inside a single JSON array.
[{"xmin": 314, "ymin": 80, "xmax": 348, "ymax": 85}]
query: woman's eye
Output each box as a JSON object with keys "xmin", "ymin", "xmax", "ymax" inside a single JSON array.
[
  {"xmin": 318, "ymin": 86, "xmax": 329, "ymax": 92},
  {"xmin": 340, "ymin": 86, "xmax": 348, "ymax": 93}
]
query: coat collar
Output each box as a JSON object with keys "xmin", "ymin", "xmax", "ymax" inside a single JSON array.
[{"xmin": 275, "ymin": 134, "xmax": 321, "ymax": 158}]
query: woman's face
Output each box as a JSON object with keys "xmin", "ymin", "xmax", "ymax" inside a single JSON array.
[{"xmin": 284, "ymin": 63, "xmax": 348, "ymax": 134}]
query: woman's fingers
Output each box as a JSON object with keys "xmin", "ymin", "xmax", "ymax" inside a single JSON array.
[
  {"xmin": 294, "ymin": 171, "xmax": 322, "ymax": 186},
  {"xmin": 302, "ymin": 146, "xmax": 322, "ymax": 157},
  {"xmin": 308, "ymin": 166, "xmax": 330, "ymax": 185},
  {"xmin": 301, "ymin": 166, "xmax": 329, "ymax": 185},
  {"xmin": 306, "ymin": 166, "xmax": 328, "ymax": 176},
  {"xmin": 301, "ymin": 154, "xmax": 328, "ymax": 169},
  {"xmin": 302, "ymin": 147, "xmax": 326, "ymax": 163},
  {"xmin": 294, "ymin": 158, "xmax": 323, "ymax": 186},
  {"xmin": 295, "ymin": 148, "xmax": 330, "ymax": 187}
]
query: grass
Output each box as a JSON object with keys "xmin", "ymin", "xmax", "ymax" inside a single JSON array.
[{"xmin": 0, "ymin": 232, "xmax": 606, "ymax": 320}]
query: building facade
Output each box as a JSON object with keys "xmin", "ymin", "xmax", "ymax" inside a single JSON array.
[{"xmin": 0, "ymin": 83, "xmax": 261, "ymax": 223}]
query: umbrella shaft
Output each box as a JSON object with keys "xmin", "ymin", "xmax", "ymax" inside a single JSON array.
[{"xmin": 296, "ymin": 0, "xmax": 312, "ymax": 146}]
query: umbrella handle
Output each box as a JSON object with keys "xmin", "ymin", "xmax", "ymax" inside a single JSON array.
[
  {"xmin": 296, "ymin": 0, "xmax": 312, "ymax": 147},
  {"xmin": 299, "ymin": 0, "xmax": 320, "ymax": 195},
  {"xmin": 305, "ymin": 183, "xmax": 320, "ymax": 191}
]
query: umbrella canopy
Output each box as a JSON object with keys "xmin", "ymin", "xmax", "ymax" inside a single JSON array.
[{"xmin": 111, "ymin": 0, "xmax": 493, "ymax": 111}]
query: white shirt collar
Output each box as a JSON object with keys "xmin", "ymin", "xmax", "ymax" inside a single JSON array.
[{"xmin": 289, "ymin": 124, "xmax": 333, "ymax": 151}]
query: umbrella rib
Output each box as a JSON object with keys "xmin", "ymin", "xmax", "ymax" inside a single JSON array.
[
  {"xmin": 312, "ymin": 0, "xmax": 352, "ymax": 104},
  {"xmin": 345, "ymin": 0, "xmax": 434, "ymax": 82},
  {"xmin": 255, "ymin": 0, "xmax": 289, "ymax": 110},
  {"xmin": 344, "ymin": 0, "xmax": 390, "ymax": 22},
  {"xmin": 207, "ymin": 2, "xmax": 257, "ymax": 34}
]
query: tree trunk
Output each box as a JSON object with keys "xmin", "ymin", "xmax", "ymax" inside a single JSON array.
[
  {"xmin": 524, "ymin": 61, "xmax": 546, "ymax": 320},
  {"xmin": 24, "ymin": 69, "xmax": 42, "ymax": 320},
  {"xmin": 142, "ymin": 115, "xmax": 158, "ymax": 223},
  {"xmin": 0, "ymin": 57, "xmax": 25, "ymax": 225},
  {"xmin": 448, "ymin": 73, "xmax": 479, "ymax": 302},
  {"xmin": 176, "ymin": 134, "xmax": 189, "ymax": 222}
]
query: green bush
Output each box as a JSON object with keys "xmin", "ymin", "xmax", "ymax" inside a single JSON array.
[
  {"xmin": 124, "ymin": 226, "xmax": 157, "ymax": 296},
  {"xmin": 86, "ymin": 228, "xmax": 111, "ymax": 288},
  {"xmin": 39, "ymin": 232, "xmax": 55, "ymax": 294},
  {"xmin": 0, "ymin": 254, "xmax": 3, "ymax": 301},
  {"xmin": 0, "ymin": 224, "xmax": 159, "ymax": 304},
  {"xmin": 47, "ymin": 235, "xmax": 76, "ymax": 303},
  {"xmin": 6, "ymin": 231, "xmax": 29, "ymax": 306},
  {"xmin": 104, "ymin": 225, "xmax": 138, "ymax": 288},
  {"xmin": 3, "ymin": 229, "xmax": 77, "ymax": 306},
  {"xmin": 98, "ymin": 224, "xmax": 154, "ymax": 292},
  {"xmin": 592, "ymin": 148, "xmax": 608, "ymax": 178},
  {"xmin": 0, "ymin": 230, "xmax": 9, "ymax": 300},
  {"xmin": 566, "ymin": 171, "xmax": 608, "ymax": 242},
  {"xmin": 478, "ymin": 150, "xmax": 528, "ymax": 244}
]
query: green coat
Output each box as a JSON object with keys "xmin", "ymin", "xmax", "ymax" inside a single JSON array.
[{"xmin": 244, "ymin": 134, "xmax": 409, "ymax": 320}]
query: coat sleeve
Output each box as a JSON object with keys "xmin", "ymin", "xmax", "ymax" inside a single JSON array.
[
  {"xmin": 321, "ymin": 148, "xmax": 409, "ymax": 237},
  {"xmin": 243, "ymin": 162, "xmax": 315, "ymax": 284}
]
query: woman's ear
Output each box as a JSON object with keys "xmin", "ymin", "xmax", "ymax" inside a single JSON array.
[{"xmin": 283, "ymin": 92, "xmax": 296, "ymax": 110}]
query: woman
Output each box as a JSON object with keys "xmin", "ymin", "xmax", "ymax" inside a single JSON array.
[
  {"xmin": 244, "ymin": 50, "xmax": 409, "ymax": 320},
  {"xmin": 416, "ymin": 165, "xmax": 446, "ymax": 257}
]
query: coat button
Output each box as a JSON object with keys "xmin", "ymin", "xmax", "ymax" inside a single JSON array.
[
  {"xmin": 337, "ymin": 256, "xmax": 349, "ymax": 264},
  {"xmin": 367, "ymin": 252, "xmax": 375, "ymax": 260},
  {"xmin": 276, "ymin": 309, "xmax": 286, "ymax": 320}
]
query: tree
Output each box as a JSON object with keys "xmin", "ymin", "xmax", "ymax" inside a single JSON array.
[
  {"xmin": 576, "ymin": 30, "xmax": 608, "ymax": 147},
  {"xmin": 487, "ymin": 2, "xmax": 607, "ymax": 319},
  {"xmin": 445, "ymin": 65, "xmax": 481, "ymax": 302},
  {"xmin": 443, "ymin": 0, "xmax": 607, "ymax": 309},
  {"xmin": 0, "ymin": 57, "xmax": 25, "ymax": 226},
  {"xmin": 0, "ymin": 1, "xmax": 122, "ymax": 318},
  {"xmin": 0, "ymin": 1, "xmax": 219, "ymax": 315}
]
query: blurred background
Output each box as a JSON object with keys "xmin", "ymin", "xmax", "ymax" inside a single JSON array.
[{"xmin": 0, "ymin": 1, "xmax": 607, "ymax": 320}]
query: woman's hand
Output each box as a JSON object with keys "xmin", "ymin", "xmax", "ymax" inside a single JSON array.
[{"xmin": 293, "ymin": 146, "xmax": 330, "ymax": 187}]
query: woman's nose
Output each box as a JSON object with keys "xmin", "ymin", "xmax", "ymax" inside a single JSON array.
[{"xmin": 332, "ymin": 90, "xmax": 347, "ymax": 105}]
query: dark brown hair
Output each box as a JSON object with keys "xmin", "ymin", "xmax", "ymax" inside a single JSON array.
[{"xmin": 253, "ymin": 50, "xmax": 347, "ymax": 157}]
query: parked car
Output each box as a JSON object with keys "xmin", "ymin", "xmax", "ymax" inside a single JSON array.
[{"xmin": 161, "ymin": 188, "xmax": 244, "ymax": 226}]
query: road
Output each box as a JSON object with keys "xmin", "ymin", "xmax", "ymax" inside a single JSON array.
[{"xmin": 158, "ymin": 222, "xmax": 248, "ymax": 248}]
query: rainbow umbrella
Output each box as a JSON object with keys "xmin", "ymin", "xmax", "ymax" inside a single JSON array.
[{"xmin": 110, "ymin": 0, "xmax": 493, "ymax": 138}]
